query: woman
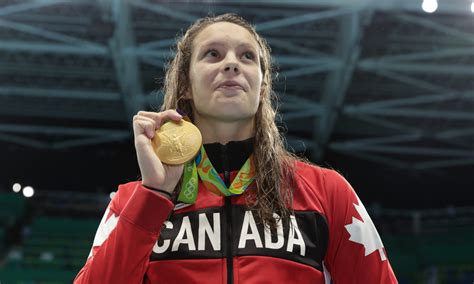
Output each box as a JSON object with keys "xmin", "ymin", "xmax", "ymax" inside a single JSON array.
[{"xmin": 75, "ymin": 13, "xmax": 397, "ymax": 283}]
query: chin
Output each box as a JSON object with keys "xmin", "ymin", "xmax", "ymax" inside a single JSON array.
[{"xmin": 212, "ymin": 109, "xmax": 256, "ymax": 121}]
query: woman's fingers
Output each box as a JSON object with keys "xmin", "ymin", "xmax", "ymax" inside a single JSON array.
[
  {"xmin": 138, "ymin": 119, "xmax": 155, "ymax": 139},
  {"xmin": 133, "ymin": 110, "xmax": 182, "ymax": 140},
  {"xmin": 137, "ymin": 110, "xmax": 183, "ymax": 128},
  {"xmin": 133, "ymin": 116, "xmax": 156, "ymax": 139}
]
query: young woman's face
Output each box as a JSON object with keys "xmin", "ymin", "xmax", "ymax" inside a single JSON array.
[{"xmin": 185, "ymin": 22, "xmax": 263, "ymax": 122}]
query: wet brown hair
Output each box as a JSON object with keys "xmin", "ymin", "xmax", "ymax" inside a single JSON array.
[{"xmin": 160, "ymin": 13, "xmax": 300, "ymax": 230}]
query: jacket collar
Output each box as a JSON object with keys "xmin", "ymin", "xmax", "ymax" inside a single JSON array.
[{"xmin": 203, "ymin": 137, "xmax": 254, "ymax": 173}]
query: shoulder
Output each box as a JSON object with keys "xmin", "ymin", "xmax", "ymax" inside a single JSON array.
[
  {"xmin": 289, "ymin": 160, "xmax": 344, "ymax": 210},
  {"xmin": 293, "ymin": 160, "xmax": 346, "ymax": 187},
  {"xmin": 292, "ymin": 161, "xmax": 361, "ymax": 227},
  {"xmin": 292, "ymin": 160, "xmax": 354, "ymax": 200}
]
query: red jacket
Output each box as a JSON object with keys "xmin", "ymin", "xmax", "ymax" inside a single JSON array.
[{"xmin": 74, "ymin": 161, "xmax": 397, "ymax": 283}]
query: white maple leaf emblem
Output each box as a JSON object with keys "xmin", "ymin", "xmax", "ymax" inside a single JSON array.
[
  {"xmin": 88, "ymin": 206, "xmax": 119, "ymax": 258},
  {"xmin": 345, "ymin": 195, "xmax": 387, "ymax": 261}
]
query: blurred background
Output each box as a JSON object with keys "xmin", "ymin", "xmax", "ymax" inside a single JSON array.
[{"xmin": 0, "ymin": 0, "xmax": 473, "ymax": 283}]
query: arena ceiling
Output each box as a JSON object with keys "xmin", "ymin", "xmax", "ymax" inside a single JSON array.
[{"xmin": 1, "ymin": 0, "xmax": 473, "ymax": 208}]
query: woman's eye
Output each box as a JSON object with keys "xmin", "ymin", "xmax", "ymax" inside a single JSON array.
[
  {"xmin": 244, "ymin": 52, "xmax": 255, "ymax": 60},
  {"xmin": 205, "ymin": 49, "xmax": 219, "ymax": 57}
]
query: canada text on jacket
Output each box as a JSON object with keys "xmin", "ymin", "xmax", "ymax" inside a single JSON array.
[{"xmin": 150, "ymin": 205, "xmax": 329, "ymax": 271}]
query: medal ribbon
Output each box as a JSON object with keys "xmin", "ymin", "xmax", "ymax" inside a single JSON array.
[{"xmin": 178, "ymin": 146, "xmax": 255, "ymax": 204}]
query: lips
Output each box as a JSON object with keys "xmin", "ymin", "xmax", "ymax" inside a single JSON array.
[{"xmin": 217, "ymin": 80, "xmax": 245, "ymax": 91}]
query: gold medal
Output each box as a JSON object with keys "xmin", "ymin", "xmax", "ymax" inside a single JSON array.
[{"xmin": 151, "ymin": 119, "xmax": 202, "ymax": 165}]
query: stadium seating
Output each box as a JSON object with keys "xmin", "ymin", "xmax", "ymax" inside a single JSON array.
[
  {"xmin": 0, "ymin": 227, "xmax": 4, "ymax": 254},
  {"xmin": 0, "ymin": 216, "xmax": 98, "ymax": 282},
  {"xmin": 0, "ymin": 192, "xmax": 26, "ymax": 226}
]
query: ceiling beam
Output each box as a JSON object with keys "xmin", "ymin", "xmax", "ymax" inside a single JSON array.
[
  {"xmin": 256, "ymin": 5, "xmax": 366, "ymax": 31},
  {"xmin": 109, "ymin": 0, "xmax": 145, "ymax": 126},
  {"xmin": 0, "ymin": 40, "xmax": 107, "ymax": 55},
  {"xmin": 0, "ymin": 123, "xmax": 130, "ymax": 149},
  {"xmin": 311, "ymin": 9, "xmax": 369, "ymax": 161},
  {"xmin": 346, "ymin": 107, "xmax": 474, "ymax": 120},
  {"xmin": 414, "ymin": 158, "xmax": 474, "ymax": 170},
  {"xmin": 0, "ymin": 0, "xmax": 70, "ymax": 17},
  {"xmin": 353, "ymin": 91, "xmax": 473, "ymax": 111},
  {"xmin": 396, "ymin": 14, "xmax": 474, "ymax": 45},
  {"xmin": 359, "ymin": 60, "xmax": 474, "ymax": 76},
  {"xmin": 369, "ymin": 70, "xmax": 452, "ymax": 93},
  {"xmin": 0, "ymin": 86, "xmax": 119, "ymax": 100},
  {"xmin": 0, "ymin": 18, "xmax": 105, "ymax": 49},
  {"xmin": 131, "ymin": 1, "xmax": 198, "ymax": 23}
]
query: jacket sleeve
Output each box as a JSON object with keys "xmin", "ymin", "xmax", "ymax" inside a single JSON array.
[
  {"xmin": 74, "ymin": 182, "xmax": 175, "ymax": 284},
  {"xmin": 321, "ymin": 169, "xmax": 398, "ymax": 283}
]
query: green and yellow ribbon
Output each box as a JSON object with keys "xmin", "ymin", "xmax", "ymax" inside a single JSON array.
[{"xmin": 178, "ymin": 146, "xmax": 255, "ymax": 204}]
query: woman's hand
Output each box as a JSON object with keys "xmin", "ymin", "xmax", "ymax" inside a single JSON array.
[{"xmin": 133, "ymin": 109, "xmax": 184, "ymax": 194}]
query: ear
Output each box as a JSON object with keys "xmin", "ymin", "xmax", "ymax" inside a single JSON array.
[{"xmin": 183, "ymin": 88, "xmax": 192, "ymax": 100}]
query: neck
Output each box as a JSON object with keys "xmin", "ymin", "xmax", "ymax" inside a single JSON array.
[{"xmin": 194, "ymin": 115, "xmax": 255, "ymax": 145}]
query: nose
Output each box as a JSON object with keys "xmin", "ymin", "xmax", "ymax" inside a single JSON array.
[
  {"xmin": 224, "ymin": 64, "xmax": 239, "ymax": 73},
  {"xmin": 223, "ymin": 53, "xmax": 240, "ymax": 74}
]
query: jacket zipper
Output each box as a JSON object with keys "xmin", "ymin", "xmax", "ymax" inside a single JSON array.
[
  {"xmin": 222, "ymin": 145, "xmax": 233, "ymax": 284},
  {"xmin": 225, "ymin": 195, "xmax": 233, "ymax": 284}
]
